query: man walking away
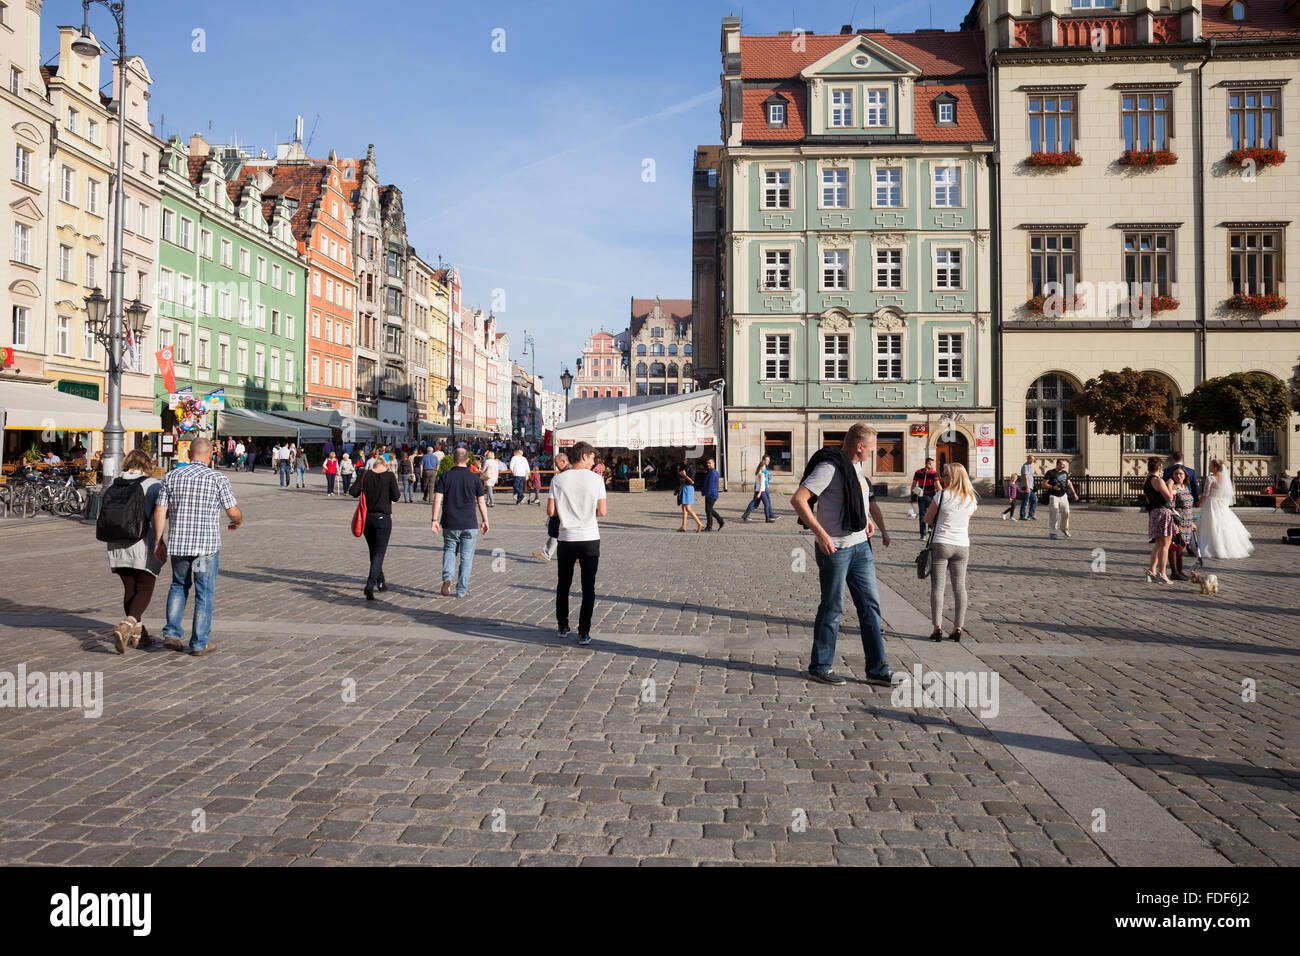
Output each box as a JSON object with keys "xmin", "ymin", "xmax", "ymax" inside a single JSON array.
[
  {"xmin": 534, "ymin": 452, "xmax": 569, "ymax": 561},
  {"xmin": 1044, "ymin": 458, "xmax": 1079, "ymax": 539},
  {"xmin": 549, "ymin": 441, "xmax": 606, "ymax": 644},
  {"xmin": 789, "ymin": 424, "xmax": 902, "ymax": 688},
  {"xmin": 421, "ymin": 446, "xmax": 438, "ymax": 502},
  {"xmin": 703, "ymin": 457, "xmax": 724, "ymax": 531},
  {"xmin": 152, "ymin": 438, "xmax": 242, "ymax": 656},
  {"xmin": 1018, "ymin": 454, "xmax": 1038, "ymax": 520},
  {"xmin": 509, "ymin": 448, "xmax": 529, "ymax": 504},
  {"xmin": 912, "ymin": 456, "xmax": 940, "ymax": 540},
  {"xmin": 432, "ymin": 448, "xmax": 489, "ymax": 598}
]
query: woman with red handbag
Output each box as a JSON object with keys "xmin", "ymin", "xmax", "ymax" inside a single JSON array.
[{"xmin": 349, "ymin": 455, "xmax": 400, "ymax": 600}]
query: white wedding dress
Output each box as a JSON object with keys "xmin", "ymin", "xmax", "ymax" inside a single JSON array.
[{"xmin": 1197, "ymin": 475, "xmax": 1254, "ymax": 560}]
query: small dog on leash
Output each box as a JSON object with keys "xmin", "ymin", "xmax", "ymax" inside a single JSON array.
[{"xmin": 1189, "ymin": 570, "xmax": 1219, "ymax": 595}]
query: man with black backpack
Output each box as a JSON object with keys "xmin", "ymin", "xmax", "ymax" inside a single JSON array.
[{"xmin": 789, "ymin": 423, "xmax": 904, "ymax": 688}]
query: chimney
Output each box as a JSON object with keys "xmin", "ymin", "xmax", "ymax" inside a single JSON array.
[
  {"xmin": 294, "ymin": 115, "xmax": 304, "ymax": 143},
  {"xmin": 189, "ymin": 134, "xmax": 210, "ymax": 157}
]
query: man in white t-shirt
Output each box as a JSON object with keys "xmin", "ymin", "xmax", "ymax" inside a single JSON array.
[
  {"xmin": 789, "ymin": 423, "xmax": 902, "ymax": 688},
  {"xmin": 509, "ymin": 449, "xmax": 530, "ymax": 504},
  {"xmin": 547, "ymin": 441, "xmax": 607, "ymax": 644},
  {"xmin": 481, "ymin": 452, "xmax": 502, "ymax": 508}
]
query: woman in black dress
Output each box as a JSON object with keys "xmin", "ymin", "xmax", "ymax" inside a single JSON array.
[{"xmin": 349, "ymin": 455, "xmax": 401, "ymax": 600}]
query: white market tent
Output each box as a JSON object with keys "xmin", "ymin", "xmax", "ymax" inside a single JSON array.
[
  {"xmin": 215, "ymin": 408, "xmax": 331, "ymax": 441},
  {"xmin": 0, "ymin": 380, "xmax": 161, "ymax": 433},
  {"xmin": 274, "ymin": 408, "xmax": 384, "ymax": 439},
  {"xmin": 553, "ymin": 389, "xmax": 721, "ymax": 472}
]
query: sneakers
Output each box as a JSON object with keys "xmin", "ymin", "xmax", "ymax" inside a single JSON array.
[
  {"xmin": 743, "ymin": 514, "xmax": 752, "ymax": 522},
  {"xmin": 1050, "ymin": 532, "xmax": 1058, "ymax": 539},
  {"xmin": 766, "ymin": 516, "xmax": 781, "ymax": 523},
  {"xmin": 556, "ymin": 626, "xmax": 570, "ymax": 639},
  {"xmin": 1011, "ymin": 516, "xmax": 1020, "ymax": 521},
  {"xmin": 1001, "ymin": 513, "xmax": 1009, "ymax": 521},
  {"xmin": 576, "ymin": 633, "xmax": 592, "ymax": 645},
  {"xmin": 440, "ymin": 579, "xmax": 452, "ymax": 597},
  {"xmin": 865, "ymin": 671, "xmax": 907, "ymax": 687},
  {"xmin": 808, "ymin": 669, "xmax": 847, "ymax": 685}
]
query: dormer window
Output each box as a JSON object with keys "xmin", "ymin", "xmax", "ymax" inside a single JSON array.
[
  {"xmin": 1228, "ymin": 0, "xmax": 1248, "ymax": 20},
  {"xmin": 934, "ymin": 92, "xmax": 959, "ymax": 127},
  {"xmin": 764, "ymin": 93, "xmax": 789, "ymax": 129}
]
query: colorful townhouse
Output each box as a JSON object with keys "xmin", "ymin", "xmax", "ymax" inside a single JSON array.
[{"xmin": 340, "ymin": 146, "xmax": 382, "ymax": 422}]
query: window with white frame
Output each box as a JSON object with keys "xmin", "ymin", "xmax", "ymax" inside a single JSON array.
[
  {"xmin": 326, "ymin": 277, "xmax": 333, "ymax": 301},
  {"xmin": 257, "ymin": 256, "xmax": 267, "ymax": 283},
  {"xmin": 763, "ymin": 249, "xmax": 791, "ymax": 290},
  {"xmin": 9, "ymin": 66, "xmax": 20, "ymax": 96},
  {"xmin": 200, "ymin": 283, "xmax": 212, "ymax": 315},
  {"xmin": 822, "ymin": 249, "xmax": 849, "ymax": 290},
  {"xmin": 271, "ymin": 263, "xmax": 281, "ymax": 289},
  {"xmin": 178, "ymin": 275, "xmax": 194, "ymax": 310},
  {"xmin": 874, "ymin": 248, "xmax": 903, "ymax": 289},
  {"xmin": 866, "ymin": 88, "xmax": 889, "ymax": 127},
  {"xmin": 239, "ymin": 248, "xmax": 250, "ymax": 275},
  {"xmin": 830, "ymin": 88, "xmax": 854, "ymax": 127},
  {"xmin": 162, "ymin": 208, "xmax": 176, "ymax": 243},
  {"xmin": 822, "ymin": 168, "xmax": 848, "ymax": 208},
  {"xmin": 875, "ymin": 333, "xmax": 902, "ymax": 380},
  {"xmin": 768, "ymin": 101, "xmax": 786, "ymax": 126},
  {"xmin": 58, "ymin": 245, "xmax": 72, "ymax": 281},
  {"xmin": 12, "ymin": 222, "xmax": 31, "ymax": 264},
  {"xmin": 220, "ymin": 239, "xmax": 232, "ymax": 268},
  {"xmin": 823, "ymin": 334, "xmax": 849, "ymax": 381},
  {"xmin": 218, "ymin": 289, "xmax": 230, "ymax": 320},
  {"xmin": 65, "ymin": 107, "xmax": 78, "ymax": 134},
  {"xmin": 935, "ymin": 248, "xmax": 963, "ymax": 289},
  {"xmin": 256, "ymin": 304, "xmax": 266, "ymax": 330},
  {"xmin": 874, "ymin": 167, "xmax": 901, "ymax": 207},
  {"xmin": 270, "ymin": 348, "xmax": 280, "ymax": 381},
  {"xmin": 11, "ymin": 305, "xmax": 28, "ymax": 349},
  {"xmin": 287, "ymin": 271, "xmax": 296, "ymax": 296},
  {"xmin": 159, "ymin": 268, "xmax": 173, "ymax": 302},
  {"xmin": 198, "ymin": 333, "xmax": 210, "ymax": 369},
  {"xmin": 83, "ymin": 323, "xmax": 95, "ymax": 359},
  {"xmin": 313, "ymin": 272, "xmax": 322, "ymax": 297},
  {"xmin": 237, "ymin": 342, "xmax": 248, "ymax": 376},
  {"xmin": 270, "ymin": 310, "xmax": 280, "ymax": 336},
  {"xmin": 200, "ymin": 229, "xmax": 213, "ymax": 258},
  {"xmin": 937, "ymin": 101, "xmax": 956, "ymax": 124},
  {"xmin": 763, "ymin": 168, "xmax": 791, "ymax": 208},
  {"xmin": 218, "ymin": 338, "xmax": 230, "ymax": 372},
  {"xmin": 286, "ymin": 315, "xmax": 295, "ymax": 339},
  {"xmin": 310, "ymin": 354, "xmax": 320, "ymax": 384},
  {"xmin": 14, "ymin": 145, "xmax": 30, "ymax": 184},
  {"xmin": 255, "ymin": 345, "xmax": 265, "ymax": 380},
  {"xmin": 179, "ymin": 218, "xmax": 192, "ymax": 250},
  {"xmin": 763, "ymin": 334, "xmax": 791, "ymax": 380},
  {"xmin": 936, "ymin": 333, "xmax": 964, "ymax": 380},
  {"xmin": 933, "ymin": 165, "xmax": 961, "ymax": 207},
  {"xmin": 56, "ymin": 316, "xmax": 70, "ymax": 355},
  {"xmin": 60, "ymin": 166, "xmax": 75, "ymax": 204},
  {"xmin": 85, "ymin": 254, "xmax": 98, "ymax": 289},
  {"xmin": 324, "ymin": 358, "xmax": 333, "ymax": 387},
  {"xmin": 176, "ymin": 329, "xmax": 191, "ymax": 366},
  {"xmin": 86, "ymin": 118, "xmax": 98, "ymax": 145},
  {"xmin": 239, "ymin": 297, "xmax": 250, "ymax": 326}
]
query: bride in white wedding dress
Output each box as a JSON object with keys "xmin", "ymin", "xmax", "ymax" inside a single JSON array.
[{"xmin": 1197, "ymin": 459, "xmax": 1254, "ymax": 560}]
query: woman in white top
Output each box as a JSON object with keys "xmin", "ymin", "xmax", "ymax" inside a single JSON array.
[
  {"xmin": 1198, "ymin": 458, "xmax": 1254, "ymax": 559},
  {"xmin": 924, "ymin": 462, "xmax": 979, "ymax": 642}
]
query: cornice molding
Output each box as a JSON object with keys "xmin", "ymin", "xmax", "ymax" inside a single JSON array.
[
  {"xmin": 1220, "ymin": 221, "xmax": 1292, "ymax": 228},
  {"xmin": 1014, "ymin": 84, "xmax": 1086, "ymax": 93},
  {"xmin": 1018, "ymin": 223, "xmax": 1088, "ymax": 230},
  {"xmin": 1113, "ymin": 222, "xmax": 1184, "ymax": 229},
  {"xmin": 1216, "ymin": 78, "xmax": 1291, "ymax": 88},
  {"xmin": 1110, "ymin": 81, "xmax": 1183, "ymax": 90}
]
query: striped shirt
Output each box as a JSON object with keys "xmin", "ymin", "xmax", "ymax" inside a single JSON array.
[{"xmin": 157, "ymin": 463, "xmax": 238, "ymax": 557}]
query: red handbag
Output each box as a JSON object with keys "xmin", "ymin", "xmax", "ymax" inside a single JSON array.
[{"xmin": 350, "ymin": 470, "xmax": 367, "ymax": 537}]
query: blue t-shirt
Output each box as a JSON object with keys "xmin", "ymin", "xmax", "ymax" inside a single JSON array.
[
  {"xmin": 421, "ymin": 453, "xmax": 437, "ymax": 472},
  {"xmin": 435, "ymin": 466, "xmax": 483, "ymax": 530}
]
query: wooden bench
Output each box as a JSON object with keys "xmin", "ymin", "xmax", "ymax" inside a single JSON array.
[{"xmin": 1253, "ymin": 493, "xmax": 1298, "ymax": 511}]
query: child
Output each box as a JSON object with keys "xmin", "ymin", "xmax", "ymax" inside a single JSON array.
[
  {"xmin": 1001, "ymin": 474, "xmax": 1020, "ymax": 520},
  {"xmin": 528, "ymin": 459, "xmax": 543, "ymax": 505}
]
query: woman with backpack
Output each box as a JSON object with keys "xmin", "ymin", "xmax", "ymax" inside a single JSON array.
[{"xmin": 101, "ymin": 449, "xmax": 164, "ymax": 653}]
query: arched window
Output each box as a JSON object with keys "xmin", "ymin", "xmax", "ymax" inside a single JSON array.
[
  {"xmin": 1122, "ymin": 375, "xmax": 1176, "ymax": 455},
  {"xmin": 649, "ymin": 362, "xmax": 666, "ymax": 377},
  {"xmin": 651, "ymin": 343, "xmax": 665, "ymax": 356},
  {"xmin": 636, "ymin": 344, "xmax": 646, "ymax": 355},
  {"xmin": 683, "ymin": 362, "xmax": 693, "ymax": 376},
  {"xmin": 1229, "ymin": 1, "xmax": 1247, "ymax": 21},
  {"xmin": 635, "ymin": 361, "xmax": 647, "ymax": 377},
  {"xmin": 684, "ymin": 344, "xmax": 693, "ymax": 355},
  {"xmin": 1025, "ymin": 374, "xmax": 1079, "ymax": 453},
  {"xmin": 668, "ymin": 344, "xmax": 678, "ymax": 356},
  {"xmin": 668, "ymin": 363, "xmax": 679, "ymax": 378}
]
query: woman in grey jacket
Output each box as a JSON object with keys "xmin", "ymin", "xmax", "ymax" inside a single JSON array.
[{"xmin": 104, "ymin": 449, "xmax": 164, "ymax": 653}]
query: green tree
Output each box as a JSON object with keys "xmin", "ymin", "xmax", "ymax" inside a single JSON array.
[
  {"xmin": 1067, "ymin": 368, "xmax": 1176, "ymax": 475},
  {"xmin": 1179, "ymin": 372, "xmax": 1291, "ymax": 477}
]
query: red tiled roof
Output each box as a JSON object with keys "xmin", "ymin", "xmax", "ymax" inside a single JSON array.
[
  {"xmin": 739, "ymin": 29, "xmax": 986, "ymax": 80},
  {"xmin": 186, "ymin": 155, "xmax": 208, "ymax": 186},
  {"xmin": 914, "ymin": 83, "xmax": 992, "ymax": 142},
  {"xmin": 261, "ymin": 164, "xmax": 332, "ymax": 242},
  {"xmin": 337, "ymin": 159, "xmax": 365, "ymax": 210},
  {"xmin": 40, "ymin": 65, "xmax": 57, "ymax": 84},
  {"xmin": 630, "ymin": 298, "xmax": 692, "ymax": 337},
  {"xmin": 1202, "ymin": 0, "xmax": 1300, "ymax": 37},
  {"xmin": 742, "ymin": 85, "xmax": 807, "ymax": 141}
]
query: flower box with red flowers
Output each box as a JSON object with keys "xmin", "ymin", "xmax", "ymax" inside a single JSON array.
[
  {"xmin": 1118, "ymin": 149, "xmax": 1177, "ymax": 167},
  {"xmin": 1225, "ymin": 292, "xmax": 1287, "ymax": 313},
  {"xmin": 1132, "ymin": 294, "xmax": 1180, "ymax": 313},
  {"xmin": 1026, "ymin": 294, "xmax": 1080, "ymax": 315},
  {"xmin": 1025, "ymin": 151, "xmax": 1082, "ymax": 168},
  {"xmin": 1227, "ymin": 147, "xmax": 1286, "ymax": 170}
]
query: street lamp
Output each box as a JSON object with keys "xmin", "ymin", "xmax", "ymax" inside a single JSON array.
[
  {"xmin": 73, "ymin": 0, "xmax": 133, "ymax": 483},
  {"xmin": 560, "ymin": 367, "xmax": 573, "ymax": 418},
  {"xmin": 446, "ymin": 381, "xmax": 460, "ymax": 449},
  {"xmin": 520, "ymin": 331, "xmax": 537, "ymax": 443}
]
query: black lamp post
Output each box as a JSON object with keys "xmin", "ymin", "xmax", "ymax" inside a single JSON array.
[
  {"xmin": 72, "ymin": 1, "xmax": 134, "ymax": 482},
  {"xmin": 560, "ymin": 367, "xmax": 573, "ymax": 418},
  {"xmin": 447, "ymin": 382, "xmax": 460, "ymax": 449}
]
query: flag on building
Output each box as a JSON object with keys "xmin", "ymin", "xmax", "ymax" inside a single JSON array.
[{"xmin": 155, "ymin": 346, "xmax": 176, "ymax": 393}]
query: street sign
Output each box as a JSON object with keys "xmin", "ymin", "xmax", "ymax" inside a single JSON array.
[{"xmin": 976, "ymin": 423, "xmax": 995, "ymax": 479}]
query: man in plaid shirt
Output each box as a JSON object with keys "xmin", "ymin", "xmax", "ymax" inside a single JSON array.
[{"xmin": 152, "ymin": 438, "xmax": 242, "ymax": 655}]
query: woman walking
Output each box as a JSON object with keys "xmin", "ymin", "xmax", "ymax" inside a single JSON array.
[
  {"xmin": 1168, "ymin": 465, "xmax": 1197, "ymax": 581},
  {"xmin": 1143, "ymin": 456, "xmax": 1176, "ymax": 583},
  {"xmin": 349, "ymin": 454, "xmax": 400, "ymax": 600},
  {"xmin": 741, "ymin": 455, "xmax": 777, "ymax": 522},
  {"xmin": 293, "ymin": 446, "xmax": 308, "ymax": 488},
  {"xmin": 925, "ymin": 463, "xmax": 979, "ymax": 642},
  {"xmin": 1198, "ymin": 459, "xmax": 1254, "ymax": 559},
  {"xmin": 339, "ymin": 453, "xmax": 356, "ymax": 496},
  {"xmin": 398, "ymin": 451, "xmax": 415, "ymax": 504},
  {"xmin": 323, "ymin": 451, "xmax": 339, "ymax": 496},
  {"xmin": 103, "ymin": 449, "xmax": 164, "ymax": 653},
  {"xmin": 676, "ymin": 458, "xmax": 703, "ymax": 532}
]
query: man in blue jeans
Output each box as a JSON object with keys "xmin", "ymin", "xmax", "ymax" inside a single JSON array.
[
  {"xmin": 1018, "ymin": 454, "xmax": 1038, "ymax": 520},
  {"xmin": 432, "ymin": 447, "xmax": 489, "ymax": 598},
  {"xmin": 152, "ymin": 438, "xmax": 242, "ymax": 656},
  {"xmin": 790, "ymin": 423, "xmax": 903, "ymax": 688}
]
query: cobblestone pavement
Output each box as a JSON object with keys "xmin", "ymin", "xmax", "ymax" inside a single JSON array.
[{"xmin": 0, "ymin": 469, "xmax": 1295, "ymax": 865}]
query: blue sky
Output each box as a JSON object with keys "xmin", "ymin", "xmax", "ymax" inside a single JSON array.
[{"xmin": 43, "ymin": 0, "xmax": 974, "ymax": 389}]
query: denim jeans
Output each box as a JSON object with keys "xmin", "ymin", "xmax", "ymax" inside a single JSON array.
[
  {"xmin": 810, "ymin": 540, "xmax": 889, "ymax": 677},
  {"xmin": 279, "ymin": 463, "xmax": 290, "ymax": 486},
  {"xmin": 295, "ymin": 467, "xmax": 306, "ymax": 488},
  {"xmin": 441, "ymin": 528, "xmax": 478, "ymax": 596},
  {"xmin": 513, "ymin": 476, "xmax": 525, "ymax": 503},
  {"xmin": 162, "ymin": 551, "xmax": 220, "ymax": 652},
  {"xmin": 742, "ymin": 490, "xmax": 773, "ymax": 519},
  {"xmin": 1019, "ymin": 488, "xmax": 1038, "ymax": 519},
  {"xmin": 918, "ymin": 494, "xmax": 935, "ymax": 537},
  {"xmin": 403, "ymin": 476, "xmax": 414, "ymax": 503}
]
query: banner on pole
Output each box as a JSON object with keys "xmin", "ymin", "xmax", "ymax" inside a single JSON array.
[{"xmin": 155, "ymin": 346, "xmax": 176, "ymax": 393}]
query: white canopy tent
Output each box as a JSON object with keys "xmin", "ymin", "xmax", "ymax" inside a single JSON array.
[
  {"xmin": 553, "ymin": 389, "xmax": 721, "ymax": 473},
  {"xmin": 274, "ymin": 408, "xmax": 383, "ymax": 440},
  {"xmin": 0, "ymin": 380, "xmax": 161, "ymax": 432},
  {"xmin": 215, "ymin": 408, "xmax": 331, "ymax": 441}
]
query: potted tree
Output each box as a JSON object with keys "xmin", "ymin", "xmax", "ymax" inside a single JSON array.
[{"xmin": 1179, "ymin": 372, "xmax": 1291, "ymax": 480}]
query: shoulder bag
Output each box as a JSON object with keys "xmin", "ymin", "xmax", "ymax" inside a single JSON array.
[
  {"xmin": 915, "ymin": 491, "xmax": 944, "ymax": 579},
  {"xmin": 350, "ymin": 469, "xmax": 367, "ymax": 537}
]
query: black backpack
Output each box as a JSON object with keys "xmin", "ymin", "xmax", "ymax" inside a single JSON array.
[{"xmin": 96, "ymin": 476, "xmax": 149, "ymax": 543}]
